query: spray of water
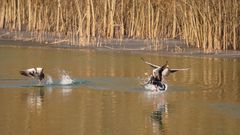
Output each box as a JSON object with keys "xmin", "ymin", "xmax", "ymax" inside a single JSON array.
[
  {"xmin": 46, "ymin": 75, "xmax": 53, "ymax": 85},
  {"xmin": 59, "ymin": 70, "xmax": 73, "ymax": 85}
]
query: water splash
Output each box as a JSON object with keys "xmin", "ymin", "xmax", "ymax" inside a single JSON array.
[
  {"xmin": 59, "ymin": 70, "xmax": 73, "ymax": 85},
  {"xmin": 46, "ymin": 75, "xmax": 53, "ymax": 85},
  {"xmin": 144, "ymin": 84, "xmax": 157, "ymax": 91},
  {"xmin": 144, "ymin": 83, "xmax": 168, "ymax": 93},
  {"xmin": 137, "ymin": 77, "xmax": 149, "ymax": 86}
]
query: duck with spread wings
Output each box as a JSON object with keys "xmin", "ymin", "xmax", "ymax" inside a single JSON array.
[
  {"xmin": 141, "ymin": 57, "xmax": 189, "ymax": 91},
  {"xmin": 20, "ymin": 67, "xmax": 45, "ymax": 84}
]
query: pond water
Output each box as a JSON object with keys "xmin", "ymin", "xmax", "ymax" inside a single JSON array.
[{"xmin": 0, "ymin": 45, "xmax": 240, "ymax": 135}]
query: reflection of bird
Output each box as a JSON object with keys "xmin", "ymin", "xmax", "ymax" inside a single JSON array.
[
  {"xmin": 141, "ymin": 57, "xmax": 189, "ymax": 81},
  {"xmin": 151, "ymin": 93, "xmax": 168, "ymax": 132},
  {"xmin": 151, "ymin": 104, "xmax": 168, "ymax": 124},
  {"xmin": 26, "ymin": 87, "xmax": 45, "ymax": 111},
  {"xmin": 20, "ymin": 67, "xmax": 45, "ymax": 82}
]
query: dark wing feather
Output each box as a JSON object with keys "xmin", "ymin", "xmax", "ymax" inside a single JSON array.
[
  {"xmin": 39, "ymin": 73, "xmax": 45, "ymax": 80},
  {"xmin": 170, "ymin": 68, "xmax": 189, "ymax": 73},
  {"xmin": 20, "ymin": 71, "xmax": 29, "ymax": 76}
]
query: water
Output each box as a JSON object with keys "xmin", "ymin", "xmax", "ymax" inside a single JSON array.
[{"xmin": 0, "ymin": 45, "xmax": 240, "ymax": 135}]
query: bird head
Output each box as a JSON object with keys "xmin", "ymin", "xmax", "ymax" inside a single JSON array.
[{"xmin": 162, "ymin": 61, "xmax": 169, "ymax": 69}]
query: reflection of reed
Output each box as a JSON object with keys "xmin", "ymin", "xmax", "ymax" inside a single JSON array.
[
  {"xmin": 170, "ymin": 57, "xmax": 240, "ymax": 101},
  {"xmin": 84, "ymin": 52, "xmax": 148, "ymax": 77}
]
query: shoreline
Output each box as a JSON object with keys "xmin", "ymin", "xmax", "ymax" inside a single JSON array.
[{"xmin": 0, "ymin": 37, "xmax": 240, "ymax": 59}]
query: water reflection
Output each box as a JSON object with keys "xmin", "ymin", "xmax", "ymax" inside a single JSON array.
[
  {"xmin": 26, "ymin": 87, "xmax": 45, "ymax": 113},
  {"xmin": 0, "ymin": 46, "xmax": 240, "ymax": 135},
  {"xmin": 61, "ymin": 86, "xmax": 73, "ymax": 96},
  {"xmin": 169, "ymin": 57, "xmax": 240, "ymax": 102},
  {"xmin": 145, "ymin": 92, "xmax": 168, "ymax": 134}
]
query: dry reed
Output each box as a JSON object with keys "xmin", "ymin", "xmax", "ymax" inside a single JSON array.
[{"xmin": 0, "ymin": 0, "xmax": 239, "ymax": 51}]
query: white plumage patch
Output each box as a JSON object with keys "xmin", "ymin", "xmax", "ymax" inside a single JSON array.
[
  {"xmin": 20, "ymin": 67, "xmax": 45, "ymax": 81},
  {"xmin": 36, "ymin": 68, "xmax": 43, "ymax": 74}
]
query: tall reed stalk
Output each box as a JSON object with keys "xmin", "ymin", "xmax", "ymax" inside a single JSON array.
[{"xmin": 0, "ymin": 0, "xmax": 239, "ymax": 51}]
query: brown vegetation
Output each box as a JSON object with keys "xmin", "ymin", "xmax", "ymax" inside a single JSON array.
[{"xmin": 0, "ymin": 0, "xmax": 239, "ymax": 51}]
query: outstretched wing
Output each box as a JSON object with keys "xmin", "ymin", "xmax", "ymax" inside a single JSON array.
[
  {"xmin": 19, "ymin": 68, "xmax": 36, "ymax": 77},
  {"xmin": 140, "ymin": 57, "xmax": 160, "ymax": 69},
  {"xmin": 20, "ymin": 70, "xmax": 30, "ymax": 76},
  {"xmin": 170, "ymin": 68, "xmax": 189, "ymax": 73}
]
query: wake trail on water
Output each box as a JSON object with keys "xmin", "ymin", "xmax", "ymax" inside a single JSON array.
[{"xmin": 0, "ymin": 71, "xmax": 157, "ymax": 92}]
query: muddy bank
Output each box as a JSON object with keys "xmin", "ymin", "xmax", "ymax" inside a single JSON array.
[{"xmin": 0, "ymin": 30, "xmax": 240, "ymax": 58}]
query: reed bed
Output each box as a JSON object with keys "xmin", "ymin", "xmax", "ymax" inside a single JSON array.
[{"xmin": 0, "ymin": 0, "xmax": 239, "ymax": 51}]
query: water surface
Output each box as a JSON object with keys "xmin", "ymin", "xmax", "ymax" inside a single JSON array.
[{"xmin": 0, "ymin": 45, "xmax": 240, "ymax": 135}]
